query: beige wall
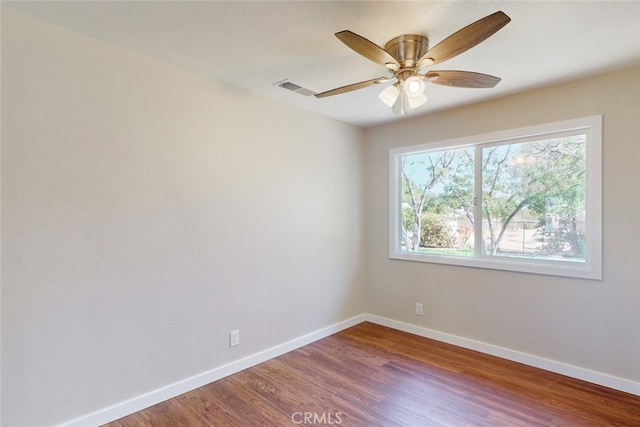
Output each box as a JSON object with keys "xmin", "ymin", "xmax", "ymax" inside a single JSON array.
[
  {"xmin": 364, "ymin": 66, "xmax": 640, "ymax": 382},
  {"xmin": 1, "ymin": 9, "xmax": 366, "ymax": 426}
]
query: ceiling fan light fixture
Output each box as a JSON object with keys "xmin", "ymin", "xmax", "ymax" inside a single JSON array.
[
  {"xmin": 407, "ymin": 92, "xmax": 427, "ymax": 109},
  {"xmin": 378, "ymin": 84, "xmax": 400, "ymax": 107},
  {"xmin": 404, "ymin": 76, "xmax": 425, "ymax": 98},
  {"xmin": 391, "ymin": 90, "xmax": 407, "ymax": 116}
]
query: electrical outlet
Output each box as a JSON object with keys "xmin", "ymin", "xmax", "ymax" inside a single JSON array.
[
  {"xmin": 229, "ymin": 330, "xmax": 240, "ymax": 347},
  {"xmin": 415, "ymin": 303, "xmax": 424, "ymax": 316}
]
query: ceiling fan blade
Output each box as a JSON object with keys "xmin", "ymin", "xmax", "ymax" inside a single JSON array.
[
  {"xmin": 419, "ymin": 11, "xmax": 511, "ymax": 65},
  {"xmin": 335, "ymin": 30, "xmax": 400, "ymax": 69},
  {"xmin": 425, "ymin": 70, "xmax": 501, "ymax": 88},
  {"xmin": 315, "ymin": 77, "xmax": 391, "ymax": 98}
]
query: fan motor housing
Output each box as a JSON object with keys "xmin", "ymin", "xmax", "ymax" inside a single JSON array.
[{"xmin": 384, "ymin": 34, "xmax": 429, "ymax": 68}]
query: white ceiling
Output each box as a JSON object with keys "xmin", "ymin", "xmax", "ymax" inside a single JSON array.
[{"xmin": 4, "ymin": 1, "xmax": 640, "ymax": 127}]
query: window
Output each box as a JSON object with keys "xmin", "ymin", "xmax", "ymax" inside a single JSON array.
[{"xmin": 389, "ymin": 116, "xmax": 602, "ymax": 279}]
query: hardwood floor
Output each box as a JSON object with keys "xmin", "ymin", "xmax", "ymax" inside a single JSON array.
[{"xmin": 105, "ymin": 322, "xmax": 640, "ymax": 426}]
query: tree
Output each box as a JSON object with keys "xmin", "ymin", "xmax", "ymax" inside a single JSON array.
[
  {"xmin": 482, "ymin": 144, "xmax": 531, "ymax": 255},
  {"xmin": 526, "ymin": 137, "xmax": 586, "ymax": 257},
  {"xmin": 481, "ymin": 136, "xmax": 586, "ymax": 256},
  {"xmin": 401, "ymin": 151, "xmax": 456, "ymax": 251}
]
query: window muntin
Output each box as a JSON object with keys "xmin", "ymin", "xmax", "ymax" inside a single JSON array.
[{"xmin": 389, "ymin": 116, "xmax": 602, "ymax": 279}]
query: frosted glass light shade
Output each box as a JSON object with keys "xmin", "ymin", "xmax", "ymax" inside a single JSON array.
[
  {"xmin": 407, "ymin": 93, "xmax": 427, "ymax": 109},
  {"xmin": 392, "ymin": 91, "xmax": 407, "ymax": 116},
  {"xmin": 404, "ymin": 76, "xmax": 425, "ymax": 97},
  {"xmin": 378, "ymin": 85, "xmax": 399, "ymax": 107}
]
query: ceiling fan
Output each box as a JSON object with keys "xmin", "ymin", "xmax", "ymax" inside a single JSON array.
[{"xmin": 315, "ymin": 11, "xmax": 511, "ymax": 115}]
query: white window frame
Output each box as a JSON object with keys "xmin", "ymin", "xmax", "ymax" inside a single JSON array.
[{"xmin": 389, "ymin": 115, "xmax": 602, "ymax": 280}]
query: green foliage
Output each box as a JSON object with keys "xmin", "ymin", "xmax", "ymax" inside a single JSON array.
[
  {"xmin": 420, "ymin": 214, "xmax": 456, "ymax": 248},
  {"xmin": 480, "ymin": 137, "xmax": 586, "ymax": 255},
  {"xmin": 402, "ymin": 205, "xmax": 415, "ymax": 231},
  {"xmin": 536, "ymin": 226, "xmax": 585, "ymax": 258},
  {"xmin": 536, "ymin": 212, "xmax": 585, "ymax": 258},
  {"xmin": 401, "ymin": 150, "xmax": 458, "ymax": 251}
]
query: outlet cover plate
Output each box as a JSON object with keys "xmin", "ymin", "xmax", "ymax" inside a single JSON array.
[{"xmin": 230, "ymin": 330, "xmax": 240, "ymax": 347}]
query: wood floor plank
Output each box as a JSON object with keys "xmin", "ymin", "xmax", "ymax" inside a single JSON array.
[{"xmin": 104, "ymin": 322, "xmax": 640, "ymax": 426}]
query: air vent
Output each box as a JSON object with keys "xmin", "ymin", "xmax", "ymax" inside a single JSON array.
[{"xmin": 274, "ymin": 79, "xmax": 316, "ymax": 97}]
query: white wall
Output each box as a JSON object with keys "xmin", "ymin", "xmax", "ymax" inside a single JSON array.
[
  {"xmin": 364, "ymin": 66, "xmax": 640, "ymax": 383},
  {"xmin": 1, "ymin": 9, "xmax": 366, "ymax": 426}
]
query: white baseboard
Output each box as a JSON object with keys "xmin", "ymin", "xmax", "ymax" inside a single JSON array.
[
  {"xmin": 365, "ymin": 314, "xmax": 640, "ymax": 396},
  {"xmin": 61, "ymin": 312, "xmax": 639, "ymax": 426},
  {"xmin": 60, "ymin": 314, "xmax": 368, "ymax": 427}
]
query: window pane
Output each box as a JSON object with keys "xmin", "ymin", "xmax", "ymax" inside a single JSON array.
[
  {"xmin": 481, "ymin": 136, "xmax": 586, "ymax": 261},
  {"xmin": 400, "ymin": 147, "xmax": 475, "ymax": 256},
  {"xmin": 390, "ymin": 116, "xmax": 600, "ymax": 279}
]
